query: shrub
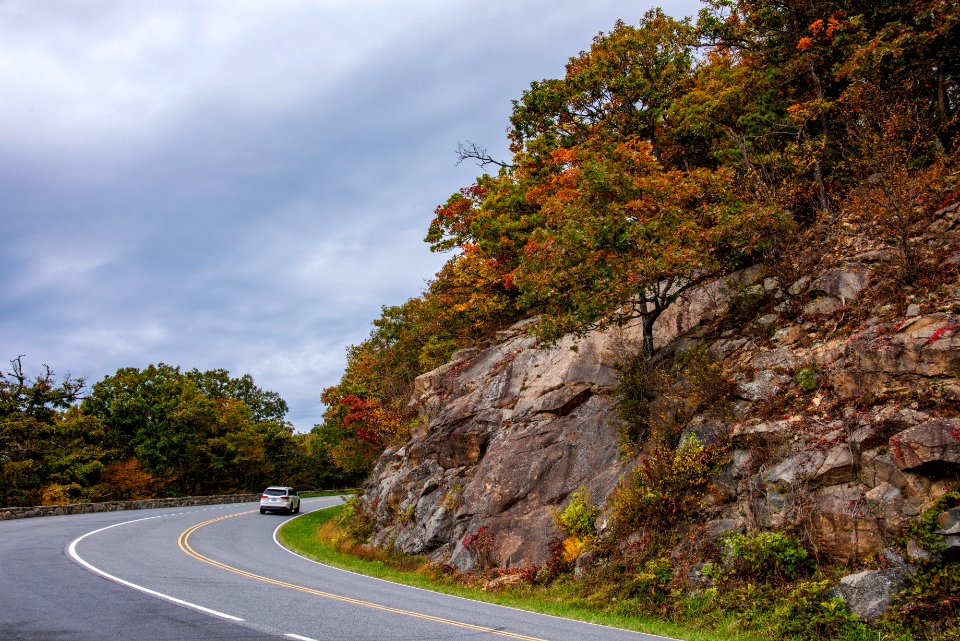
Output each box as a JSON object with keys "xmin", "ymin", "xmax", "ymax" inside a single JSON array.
[
  {"xmin": 908, "ymin": 490, "xmax": 960, "ymax": 554},
  {"xmin": 610, "ymin": 439, "xmax": 729, "ymax": 534},
  {"xmin": 794, "ymin": 364, "xmax": 820, "ymax": 393},
  {"xmin": 633, "ymin": 556, "xmax": 674, "ymax": 596},
  {"xmin": 610, "ymin": 345, "xmax": 654, "ymax": 449},
  {"xmin": 553, "ymin": 487, "xmax": 601, "ymax": 540},
  {"xmin": 772, "ymin": 580, "xmax": 869, "ymax": 641},
  {"xmin": 336, "ymin": 496, "xmax": 375, "ymax": 542},
  {"xmin": 610, "ymin": 341, "xmax": 734, "ymax": 452},
  {"xmin": 722, "ymin": 530, "xmax": 813, "ymax": 581}
]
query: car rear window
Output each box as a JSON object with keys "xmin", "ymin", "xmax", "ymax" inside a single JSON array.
[{"xmin": 264, "ymin": 488, "xmax": 287, "ymax": 496}]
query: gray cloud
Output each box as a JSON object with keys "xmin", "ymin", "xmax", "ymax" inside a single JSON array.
[{"xmin": 1, "ymin": 0, "xmax": 701, "ymax": 429}]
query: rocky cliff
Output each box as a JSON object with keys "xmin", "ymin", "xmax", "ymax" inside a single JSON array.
[{"xmin": 360, "ymin": 204, "xmax": 960, "ymax": 575}]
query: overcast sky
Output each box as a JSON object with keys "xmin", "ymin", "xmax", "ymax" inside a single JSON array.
[{"xmin": 1, "ymin": 0, "xmax": 701, "ymax": 431}]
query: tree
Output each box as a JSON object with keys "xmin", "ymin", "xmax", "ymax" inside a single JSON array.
[
  {"xmin": 509, "ymin": 10, "xmax": 697, "ymax": 167},
  {"xmin": 0, "ymin": 357, "xmax": 86, "ymax": 507},
  {"xmin": 82, "ymin": 364, "xmax": 294, "ymax": 496},
  {"xmin": 516, "ymin": 136, "xmax": 779, "ymax": 357}
]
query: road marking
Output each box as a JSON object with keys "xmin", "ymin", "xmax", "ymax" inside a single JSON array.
[
  {"xmin": 67, "ymin": 516, "xmax": 244, "ymax": 622},
  {"xmin": 285, "ymin": 634, "xmax": 319, "ymax": 641},
  {"xmin": 179, "ymin": 511, "xmax": 551, "ymax": 641}
]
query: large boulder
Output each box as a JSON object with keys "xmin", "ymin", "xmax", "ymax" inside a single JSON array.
[{"xmin": 829, "ymin": 553, "xmax": 913, "ymax": 622}]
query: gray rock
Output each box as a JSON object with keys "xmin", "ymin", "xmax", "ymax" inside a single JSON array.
[
  {"xmin": 905, "ymin": 539, "xmax": 932, "ymax": 564},
  {"xmin": 829, "ymin": 565, "xmax": 910, "ymax": 621},
  {"xmin": 574, "ymin": 549, "xmax": 599, "ymax": 579},
  {"xmin": 736, "ymin": 370, "xmax": 788, "ymax": 402},
  {"xmin": 765, "ymin": 450, "xmax": 827, "ymax": 486},
  {"xmin": 773, "ymin": 326, "xmax": 804, "ymax": 346},
  {"xmin": 810, "ymin": 267, "xmax": 871, "ymax": 303},
  {"xmin": 709, "ymin": 338, "xmax": 748, "ymax": 360},
  {"xmin": 750, "ymin": 347, "xmax": 799, "ymax": 371},
  {"xmin": 815, "ymin": 445, "xmax": 858, "ymax": 486},
  {"xmin": 788, "ymin": 275, "xmax": 811, "ymax": 296},
  {"xmin": 730, "ymin": 419, "xmax": 796, "ymax": 444},
  {"xmin": 937, "ymin": 507, "xmax": 960, "ymax": 535}
]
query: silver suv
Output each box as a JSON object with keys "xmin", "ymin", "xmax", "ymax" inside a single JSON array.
[{"xmin": 259, "ymin": 486, "xmax": 300, "ymax": 515}]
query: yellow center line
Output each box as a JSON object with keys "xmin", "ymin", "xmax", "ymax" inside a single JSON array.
[{"xmin": 178, "ymin": 511, "xmax": 550, "ymax": 641}]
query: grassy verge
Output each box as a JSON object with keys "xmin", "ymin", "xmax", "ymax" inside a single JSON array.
[{"xmin": 277, "ymin": 504, "xmax": 765, "ymax": 641}]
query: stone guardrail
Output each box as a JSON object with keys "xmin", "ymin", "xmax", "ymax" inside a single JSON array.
[{"xmin": 0, "ymin": 493, "xmax": 262, "ymax": 521}]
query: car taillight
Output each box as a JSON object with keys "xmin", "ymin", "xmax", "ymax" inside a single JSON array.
[
  {"xmin": 280, "ymin": 496, "xmax": 288, "ymax": 500},
  {"xmin": 261, "ymin": 494, "xmax": 269, "ymax": 499}
]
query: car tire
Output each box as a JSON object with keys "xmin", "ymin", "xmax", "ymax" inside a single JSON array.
[
  {"xmin": 260, "ymin": 508, "xmax": 266, "ymax": 514},
  {"xmin": 293, "ymin": 504, "xmax": 300, "ymax": 514}
]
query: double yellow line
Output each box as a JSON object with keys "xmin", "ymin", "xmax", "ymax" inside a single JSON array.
[{"xmin": 178, "ymin": 511, "xmax": 549, "ymax": 641}]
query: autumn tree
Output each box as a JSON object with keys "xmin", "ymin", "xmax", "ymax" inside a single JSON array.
[
  {"xmin": 509, "ymin": 9, "xmax": 697, "ymax": 168},
  {"xmin": 516, "ymin": 137, "xmax": 779, "ymax": 357}
]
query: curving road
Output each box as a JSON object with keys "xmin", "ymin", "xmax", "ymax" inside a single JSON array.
[{"xmin": 0, "ymin": 498, "xmax": 676, "ymax": 641}]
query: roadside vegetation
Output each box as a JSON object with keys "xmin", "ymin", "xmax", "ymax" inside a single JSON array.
[
  {"xmin": 285, "ymin": 499, "xmax": 959, "ymax": 641},
  {"xmin": 278, "ymin": 504, "xmax": 765, "ymax": 641}
]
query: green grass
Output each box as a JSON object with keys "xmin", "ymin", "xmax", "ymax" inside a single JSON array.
[{"xmin": 277, "ymin": 505, "xmax": 766, "ymax": 641}]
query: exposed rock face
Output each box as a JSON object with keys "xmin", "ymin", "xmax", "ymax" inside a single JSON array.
[
  {"xmin": 363, "ymin": 323, "xmax": 632, "ymax": 569},
  {"xmin": 360, "ymin": 255, "xmax": 960, "ymax": 574}
]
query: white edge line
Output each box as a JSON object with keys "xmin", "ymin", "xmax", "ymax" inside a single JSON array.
[
  {"xmin": 67, "ymin": 512, "xmax": 244, "ymax": 622},
  {"xmin": 285, "ymin": 634, "xmax": 319, "ymax": 641},
  {"xmin": 275, "ymin": 499, "xmax": 680, "ymax": 641}
]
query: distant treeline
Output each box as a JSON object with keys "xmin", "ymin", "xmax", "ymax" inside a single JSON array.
[
  {"xmin": 0, "ymin": 357, "xmax": 362, "ymax": 508},
  {"xmin": 316, "ymin": 0, "xmax": 959, "ymax": 475}
]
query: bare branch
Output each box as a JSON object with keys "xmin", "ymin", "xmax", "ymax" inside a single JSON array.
[{"xmin": 456, "ymin": 141, "xmax": 515, "ymax": 170}]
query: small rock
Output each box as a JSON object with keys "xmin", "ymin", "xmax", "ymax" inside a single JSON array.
[
  {"xmin": 750, "ymin": 347, "xmax": 799, "ymax": 371},
  {"xmin": 810, "ymin": 267, "xmax": 871, "ymax": 303},
  {"xmin": 574, "ymin": 549, "xmax": 598, "ymax": 579},
  {"xmin": 709, "ymin": 337, "xmax": 748, "ymax": 360},
  {"xmin": 906, "ymin": 304, "xmax": 921, "ymax": 317},
  {"xmin": 773, "ymin": 326, "xmax": 804, "ymax": 346},
  {"xmin": 730, "ymin": 419, "xmax": 796, "ymax": 444},
  {"xmin": 937, "ymin": 507, "xmax": 960, "ymax": 535},
  {"xmin": 736, "ymin": 370, "xmax": 787, "ymax": 402},
  {"xmin": 905, "ymin": 539, "xmax": 932, "ymax": 564},
  {"xmin": 788, "ymin": 276, "xmax": 811, "ymax": 296},
  {"xmin": 804, "ymin": 296, "xmax": 843, "ymax": 316},
  {"xmin": 765, "ymin": 450, "xmax": 827, "ymax": 485},
  {"xmin": 865, "ymin": 482, "xmax": 903, "ymax": 511},
  {"xmin": 757, "ymin": 313, "xmax": 778, "ymax": 326},
  {"xmin": 816, "ymin": 445, "xmax": 857, "ymax": 486}
]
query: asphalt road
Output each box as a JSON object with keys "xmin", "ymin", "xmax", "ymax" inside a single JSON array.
[{"xmin": 0, "ymin": 498, "xmax": 677, "ymax": 641}]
